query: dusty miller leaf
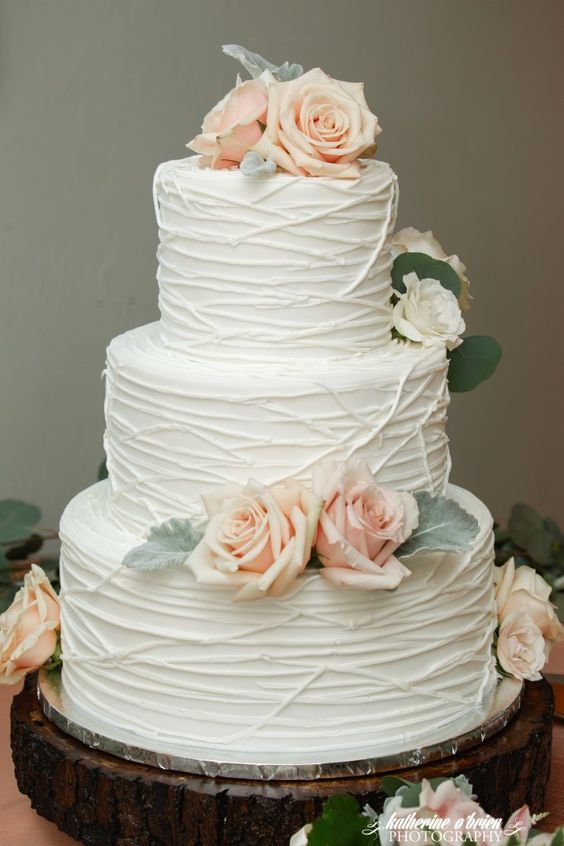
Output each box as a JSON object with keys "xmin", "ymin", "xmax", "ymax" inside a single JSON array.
[
  {"xmin": 397, "ymin": 492, "xmax": 479, "ymax": 559},
  {"xmin": 222, "ymin": 44, "xmax": 303, "ymax": 81},
  {"xmin": 240, "ymin": 151, "xmax": 277, "ymax": 176},
  {"xmin": 123, "ymin": 518, "xmax": 203, "ymax": 572}
]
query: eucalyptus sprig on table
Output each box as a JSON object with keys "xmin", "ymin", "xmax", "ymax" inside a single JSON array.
[
  {"xmin": 0, "ymin": 499, "xmax": 60, "ymax": 612},
  {"xmin": 495, "ymin": 503, "xmax": 564, "ymax": 593}
]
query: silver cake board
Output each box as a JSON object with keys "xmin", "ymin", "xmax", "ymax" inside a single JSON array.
[{"xmin": 37, "ymin": 670, "xmax": 523, "ymax": 781}]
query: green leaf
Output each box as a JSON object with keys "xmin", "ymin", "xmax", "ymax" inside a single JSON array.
[
  {"xmin": 381, "ymin": 775, "xmax": 413, "ymax": 796},
  {"xmin": 392, "ymin": 252, "xmax": 435, "ymax": 293},
  {"xmin": 222, "ymin": 44, "xmax": 303, "ymax": 81},
  {"xmin": 0, "ymin": 584, "xmax": 18, "ymax": 613},
  {"xmin": 508, "ymin": 503, "xmax": 544, "ymax": 548},
  {"xmin": 550, "ymin": 828, "xmax": 564, "ymax": 846},
  {"xmin": 447, "ymin": 335, "xmax": 502, "ymax": 393},
  {"xmin": 123, "ymin": 518, "xmax": 204, "ymax": 572},
  {"xmin": 0, "ymin": 500, "xmax": 41, "ymax": 543},
  {"xmin": 391, "ymin": 253, "xmax": 461, "ymax": 298},
  {"xmin": 307, "ymin": 794, "xmax": 377, "ymax": 846},
  {"xmin": 543, "ymin": 516, "xmax": 562, "ymax": 539},
  {"xmin": 526, "ymin": 529, "xmax": 555, "ymax": 566},
  {"xmin": 98, "ymin": 459, "xmax": 108, "ymax": 481},
  {"xmin": 397, "ymin": 492, "xmax": 479, "ymax": 558}
]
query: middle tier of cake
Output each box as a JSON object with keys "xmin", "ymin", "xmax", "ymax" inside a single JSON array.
[{"xmin": 104, "ymin": 323, "xmax": 451, "ymax": 532}]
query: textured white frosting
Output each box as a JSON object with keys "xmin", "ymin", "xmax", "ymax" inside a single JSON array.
[
  {"xmin": 59, "ymin": 481, "xmax": 497, "ymax": 765},
  {"xmin": 104, "ymin": 323, "xmax": 450, "ymax": 532},
  {"xmin": 154, "ymin": 156, "xmax": 398, "ymax": 359}
]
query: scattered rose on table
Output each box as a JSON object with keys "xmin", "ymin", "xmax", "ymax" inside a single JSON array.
[{"xmin": 0, "ymin": 564, "xmax": 60, "ymax": 684}]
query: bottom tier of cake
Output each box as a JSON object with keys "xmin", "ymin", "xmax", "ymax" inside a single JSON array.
[{"xmin": 59, "ymin": 481, "xmax": 498, "ymax": 766}]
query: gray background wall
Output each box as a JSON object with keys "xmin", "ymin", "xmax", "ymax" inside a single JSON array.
[{"xmin": 1, "ymin": 0, "xmax": 563, "ymax": 532}]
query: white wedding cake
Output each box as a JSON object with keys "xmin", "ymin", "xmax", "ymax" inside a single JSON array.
[{"xmin": 58, "ymin": 48, "xmax": 501, "ymax": 769}]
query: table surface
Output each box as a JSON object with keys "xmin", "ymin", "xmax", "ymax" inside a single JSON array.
[{"xmin": 2, "ymin": 648, "xmax": 563, "ymax": 845}]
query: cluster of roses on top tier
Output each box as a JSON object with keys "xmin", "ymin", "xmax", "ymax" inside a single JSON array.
[{"xmin": 187, "ymin": 45, "xmax": 381, "ymax": 177}]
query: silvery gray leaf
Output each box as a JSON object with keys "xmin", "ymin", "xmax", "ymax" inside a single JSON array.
[
  {"xmin": 240, "ymin": 151, "xmax": 277, "ymax": 177},
  {"xmin": 222, "ymin": 44, "xmax": 303, "ymax": 81},
  {"xmin": 123, "ymin": 518, "xmax": 204, "ymax": 572},
  {"xmin": 397, "ymin": 492, "xmax": 479, "ymax": 559},
  {"xmin": 453, "ymin": 774, "xmax": 474, "ymax": 797}
]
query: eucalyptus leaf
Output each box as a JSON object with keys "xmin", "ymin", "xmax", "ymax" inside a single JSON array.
[
  {"xmin": 391, "ymin": 252, "xmax": 436, "ymax": 293},
  {"xmin": 0, "ymin": 584, "xmax": 18, "ymax": 614},
  {"xmin": 381, "ymin": 775, "xmax": 412, "ymax": 796},
  {"xmin": 0, "ymin": 500, "xmax": 41, "ymax": 543},
  {"xmin": 240, "ymin": 151, "xmax": 276, "ymax": 177},
  {"xmin": 397, "ymin": 492, "xmax": 479, "ymax": 559},
  {"xmin": 123, "ymin": 518, "xmax": 204, "ymax": 572},
  {"xmin": 307, "ymin": 794, "xmax": 378, "ymax": 846},
  {"xmin": 543, "ymin": 516, "xmax": 562, "ymax": 539},
  {"xmin": 526, "ymin": 529, "xmax": 555, "ymax": 566},
  {"xmin": 508, "ymin": 503, "xmax": 544, "ymax": 548},
  {"xmin": 447, "ymin": 335, "xmax": 502, "ymax": 393},
  {"xmin": 222, "ymin": 44, "xmax": 303, "ymax": 81},
  {"xmin": 391, "ymin": 253, "xmax": 461, "ymax": 299},
  {"xmin": 98, "ymin": 459, "xmax": 108, "ymax": 481},
  {"xmin": 549, "ymin": 830, "xmax": 564, "ymax": 846}
]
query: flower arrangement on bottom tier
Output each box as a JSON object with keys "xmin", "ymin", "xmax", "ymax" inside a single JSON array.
[
  {"xmin": 0, "ymin": 459, "xmax": 562, "ymax": 687},
  {"xmin": 290, "ymin": 776, "xmax": 563, "ymax": 846}
]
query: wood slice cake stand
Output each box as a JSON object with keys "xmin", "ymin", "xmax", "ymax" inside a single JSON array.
[{"xmin": 11, "ymin": 676, "xmax": 554, "ymax": 846}]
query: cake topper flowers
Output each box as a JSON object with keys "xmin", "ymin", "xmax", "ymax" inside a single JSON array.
[{"xmin": 187, "ymin": 45, "xmax": 381, "ymax": 178}]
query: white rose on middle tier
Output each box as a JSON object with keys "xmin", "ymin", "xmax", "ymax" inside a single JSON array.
[
  {"xmin": 189, "ymin": 479, "xmax": 323, "ymax": 601},
  {"xmin": 393, "ymin": 271, "xmax": 466, "ymax": 350}
]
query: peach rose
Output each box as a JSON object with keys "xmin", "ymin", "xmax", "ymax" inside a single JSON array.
[
  {"xmin": 312, "ymin": 460, "xmax": 418, "ymax": 590},
  {"xmin": 495, "ymin": 558, "xmax": 564, "ymax": 647},
  {"xmin": 189, "ymin": 479, "xmax": 323, "ymax": 601},
  {"xmin": 497, "ymin": 611, "xmax": 546, "ymax": 681},
  {"xmin": 253, "ymin": 68, "xmax": 381, "ymax": 177},
  {"xmin": 187, "ymin": 78, "xmax": 268, "ymax": 169},
  {"xmin": 0, "ymin": 564, "xmax": 60, "ymax": 685},
  {"xmin": 417, "ymin": 779, "xmax": 498, "ymax": 842}
]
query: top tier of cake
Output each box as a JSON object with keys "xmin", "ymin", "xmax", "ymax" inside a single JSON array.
[{"xmin": 154, "ymin": 156, "xmax": 398, "ymax": 360}]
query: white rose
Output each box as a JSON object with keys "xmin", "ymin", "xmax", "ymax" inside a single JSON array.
[
  {"xmin": 497, "ymin": 611, "xmax": 546, "ymax": 680},
  {"xmin": 289, "ymin": 824, "xmax": 312, "ymax": 846},
  {"xmin": 189, "ymin": 479, "xmax": 323, "ymax": 602},
  {"xmin": 391, "ymin": 226, "xmax": 471, "ymax": 311},
  {"xmin": 392, "ymin": 272, "xmax": 465, "ymax": 350}
]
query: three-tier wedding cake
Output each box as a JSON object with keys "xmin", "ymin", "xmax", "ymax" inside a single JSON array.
[{"xmin": 57, "ymin": 46, "xmax": 504, "ymax": 770}]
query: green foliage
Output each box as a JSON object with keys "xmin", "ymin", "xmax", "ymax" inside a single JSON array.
[
  {"xmin": 307, "ymin": 795, "xmax": 378, "ymax": 846},
  {"xmin": 123, "ymin": 518, "xmax": 204, "ymax": 572},
  {"xmin": 397, "ymin": 492, "xmax": 479, "ymax": 559},
  {"xmin": 447, "ymin": 335, "xmax": 502, "ymax": 392},
  {"xmin": 98, "ymin": 459, "xmax": 108, "ymax": 481},
  {"xmin": 391, "ymin": 252, "xmax": 462, "ymax": 299},
  {"xmin": 495, "ymin": 503, "xmax": 564, "ymax": 599},
  {"xmin": 550, "ymin": 830, "xmax": 564, "ymax": 846},
  {"xmin": 0, "ymin": 500, "xmax": 41, "ymax": 543}
]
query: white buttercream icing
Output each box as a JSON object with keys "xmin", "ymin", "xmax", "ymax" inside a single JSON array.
[
  {"xmin": 103, "ymin": 324, "xmax": 450, "ymax": 532},
  {"xmin": 154, "ymin": 156, "xmax": 398, "ymax": 360},
  {"xmin": 59, "ymin": 481, "xmax": 497, "ymax": 765}
]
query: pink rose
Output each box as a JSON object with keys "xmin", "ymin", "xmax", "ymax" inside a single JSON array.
[
  {"xmin": 418, "ymin": 779, "xmax": 498, "ymax": 842},
  {"xmin": 189, "ymin": 480, "xmax": 323, "ymax": 601},
  {"xmin": 187, "ymin": 78, "xmax": 268, "ymax": 169},
  {"xmin": 254, "ymin": 68, "xmax": 381, "ymax": 177},
  {"xmin": 503, "ymin": 806, "xmax": 532, "ymax": 842},
  {"xmin": 0, "ymin": 564, "xmax": 60, "ymax": 685},
  {"xmin": 497, "ymin": 611, "xmax": 546, "ymax": 681},
  {"xmin": 312, "ymin": 460, "xmax": 418, "ymax": 590},
  {"xmin": 495, "ymin": 558, "xmax": 564, "ymax": 647}
]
